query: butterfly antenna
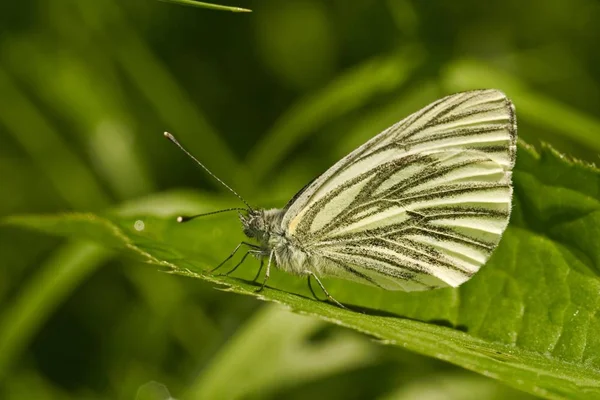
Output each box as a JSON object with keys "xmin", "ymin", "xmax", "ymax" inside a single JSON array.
[
  {"xmin": 164, "ymin": 132, "xmax": 253, "ymax": 210},
  {"xmin": 177, "ymin": 207, "xmax": 247, "ymax": 223}
]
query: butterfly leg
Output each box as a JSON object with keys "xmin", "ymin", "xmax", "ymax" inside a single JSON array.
[
  {"xmin": 252, "ymin": 259, "xmax": 265, "ymax": 282},
  {"xmin": 219, "ymin": 250, "xmax": 261, "ymax": 276},
  {"xmin": 305, "ymin": 271, "xmax": 347, "ymax": 310},
  {"xmin": 211, "ymin": 241, "xmax": 259, "ymax": 273},
  {"xmin": 307, "ymin": 275, "xmax": 324, "ymax": 301},
  {"xmin": 255, "ymin": 251, "xmax": 273, "ymax": 293}
]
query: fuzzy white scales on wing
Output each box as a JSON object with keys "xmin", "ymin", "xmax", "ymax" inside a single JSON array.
[{"xmin": 281, "ymin": 89, "xmax": 516, "ymax": 291}]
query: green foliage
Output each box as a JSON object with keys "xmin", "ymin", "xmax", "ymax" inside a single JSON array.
[
  {"xmin": 3, "ymin": 0, "xmax": 600, "ymax": 399},
  {"xmin": 157, "ymin": 0, "xmax": 251, "ymax": 13},
  {"xmin": 7, "ymin": 141, "xmax": 600, "ymax": 399}
]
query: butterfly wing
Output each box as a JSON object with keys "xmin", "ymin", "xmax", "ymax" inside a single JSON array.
[{"xmin": 281, "ymin": 89, "xmax": 516, "ymax": 291}]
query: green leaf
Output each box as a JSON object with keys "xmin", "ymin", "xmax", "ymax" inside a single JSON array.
[
  {"xmin": 5, "ymin": 143, "xmax": 600, "ymax": 399},
  {"xmin": 380, "ymin": 372, "xmax": 536, "ymax": 400},
  {"xmin": 157, "ymin": 0, "xmax": 251, "ymax": 13}
]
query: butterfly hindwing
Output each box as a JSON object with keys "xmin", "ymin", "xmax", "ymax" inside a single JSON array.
[{"xmin": 281, "ymin": 89, "xmax": 516, "ymax": 290}]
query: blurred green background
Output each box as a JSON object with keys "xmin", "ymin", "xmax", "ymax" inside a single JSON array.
[{"xmin": 1, "ymin": 0, "xmax": 599, "ymax": 399}]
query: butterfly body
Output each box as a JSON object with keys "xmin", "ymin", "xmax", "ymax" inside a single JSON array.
[{"xmin": 241, "ymin": 208, "xmax": 321, "ymax": 276}]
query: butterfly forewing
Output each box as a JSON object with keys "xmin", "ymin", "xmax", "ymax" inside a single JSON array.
[{"xmin": 281, "ymin": 89, "xmax": 516, "ymax": 291}]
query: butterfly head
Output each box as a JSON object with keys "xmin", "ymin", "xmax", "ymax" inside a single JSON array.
[
  {"xmin": 239, "ymin": 209, "xmax": 285, "ymax": 246},
  {"xmin": 240, "ymin": 209, "xmax": 266, "ymax": 239}
]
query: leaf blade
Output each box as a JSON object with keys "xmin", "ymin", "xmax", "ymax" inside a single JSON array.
[{"xmin": 158, "ymin": 0, "xmax": 251, "ymax": 12}]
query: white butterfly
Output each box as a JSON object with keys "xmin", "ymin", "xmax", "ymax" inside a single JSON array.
[{"xmin": 165, "ymin": 89, "xmax": 516, "ymax": 308}]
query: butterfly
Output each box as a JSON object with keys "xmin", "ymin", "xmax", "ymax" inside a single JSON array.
[{"xmin": 165, "ymin": 89, "xmax": 516, "ymax": 308}]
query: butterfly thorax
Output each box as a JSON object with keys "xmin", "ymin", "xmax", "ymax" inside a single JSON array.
[
  {"xmin": 240, "ymin": 208, "xmax": 312, "ymax": 275},
  {"xmin": 240, "ymin": 208, "xmax": 286, "ymax": 248}
]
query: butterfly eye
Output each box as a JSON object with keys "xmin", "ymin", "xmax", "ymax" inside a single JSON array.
[{"xmin": 240, "ymin": 214, "xmax": 256, "ymax": 237}]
